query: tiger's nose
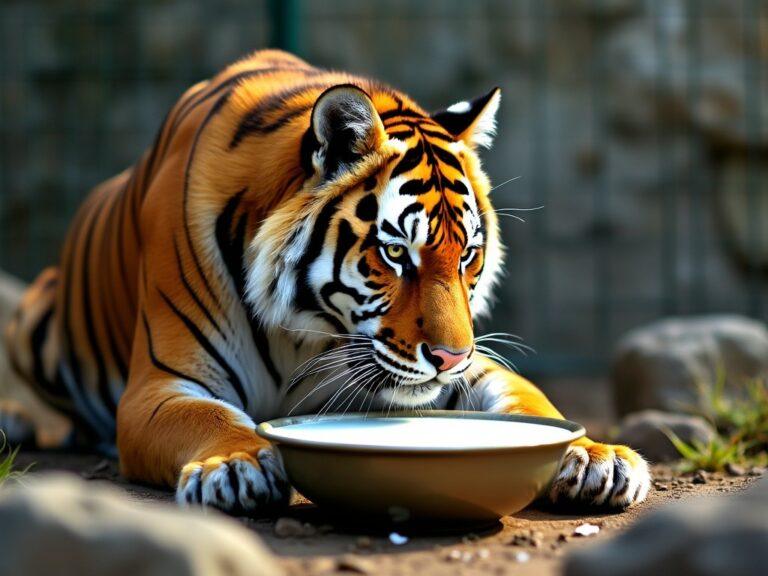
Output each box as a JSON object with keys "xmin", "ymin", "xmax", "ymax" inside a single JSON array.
[{"xmin": 422, "ymin": 344, "xmax": 472, "ymax": 372}]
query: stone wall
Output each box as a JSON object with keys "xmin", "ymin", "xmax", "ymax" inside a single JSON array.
[{"xmin": 1, "ymin": 0, "xmax": 766, "ymax": 373}]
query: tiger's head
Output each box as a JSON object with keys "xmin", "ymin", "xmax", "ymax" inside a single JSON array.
[{"xmin": 247, "ymin": 84, "xmax": 503, "ymax": 407}]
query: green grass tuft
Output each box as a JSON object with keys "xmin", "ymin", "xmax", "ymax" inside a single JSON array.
[
  {"xmin": 0, "ymin": 430, "xmax": 30, "ymax": 487},
  {"xmin": 667, "ymin": 373, "xmax": 768, "ymax": 473}
]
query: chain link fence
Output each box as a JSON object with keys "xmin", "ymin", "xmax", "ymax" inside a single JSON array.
[{"xmin": 1, "ymin": 0, "xmax": 766, "ymax": 376}]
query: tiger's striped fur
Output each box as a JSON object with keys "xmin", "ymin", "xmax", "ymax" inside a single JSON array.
[{"xmin": 5, "ymin": 50, "xmax": 649, "ymax": 510}]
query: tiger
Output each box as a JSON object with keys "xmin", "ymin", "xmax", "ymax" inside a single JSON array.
[{"xmin": 4, "ymin": 50, "xmax": 650, "ymax": 511}]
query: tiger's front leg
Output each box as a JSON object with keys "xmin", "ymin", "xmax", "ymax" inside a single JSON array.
[
  {"xmin": 464, "ymin": 356, "xmax": 651, "ymax": 508},
  {"xmin": 117, "ymin": 379, "xmax": 290, "ymax": 513}
]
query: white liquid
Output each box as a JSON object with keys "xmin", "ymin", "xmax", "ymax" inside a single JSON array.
[{"xmin": 268, "ymin": 417, "xmax": 573, "ymax": 449}]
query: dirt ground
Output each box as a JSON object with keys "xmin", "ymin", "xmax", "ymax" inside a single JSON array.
[{"xmin": 15, "ymin": 450, "xmax": 764, "ymax": 576}]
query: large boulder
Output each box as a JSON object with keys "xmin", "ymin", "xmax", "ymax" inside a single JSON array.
[
  {"xmin": 0, "ymin": 474, "xmax": 283, "ymax": 576},
  {"xmin": 612, "ymin": 315, "xmax": 768, "ymax": 416},
  {"xmin": 614, "ymin": 410, "xmax": 717, "ymax": 463},
  {"xmin": 564, "ymin": 478, "xmax": 768, "ymax": 576}
]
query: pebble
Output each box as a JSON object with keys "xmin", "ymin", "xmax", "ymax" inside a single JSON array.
[
  {"xmin": 573, "ymin": 523, "xmax": 600, "ymax": 537},
  {"xmin": 274, "ymin": 517, "xmax": 315, "ymax": 538},
  {"xmin": 692, "ymin": 470, "xmax": 709, "ymax": 484},
  {"xmin": 355, "ymin": 536, "xmax": 372, "ymax": 550},
  {"xmin": 654, "ymin": 482, "xmax": 669, "ymax": 491},
  {"xmin": 514, "ymin": 551, "xmax": 531, "ymax": 563},
  {"xmin": 725, "ymin": 463, "xmax": 746, "ymax": 476},
  {"xmin": 508, "ymin": 529, "xmax": 544, "ymax": 548}
]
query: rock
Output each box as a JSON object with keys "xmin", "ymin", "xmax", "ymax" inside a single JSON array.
[
  {"xmin": 614, "ymin": 410, "xmax": 717, "ymax": 463},
  {"xmin": 564, "ymin": 479, "xmax": 768, "ymax": 576},
  {"xmin": 572, "ymin": 523, "xmax": 600, "ymax": 537},
  {"xmin": 612, "ymin": 316, "xmax": 768, "ymax": 416},
  {"xmin": 274, "ymin": 517, "xmax": 303, "ymax": 538},
  {"xmin": 0, "ymin": 473, "xmax": 283, "ymax": 576},
  {"xmin": 692, "ymin": 470, "xmax": 709, "ymax": 485}
]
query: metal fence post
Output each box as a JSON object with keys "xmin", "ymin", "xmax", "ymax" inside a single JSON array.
[{"xmin": 269, "ymin": 0, "xmax": 302, "ymax": 55}]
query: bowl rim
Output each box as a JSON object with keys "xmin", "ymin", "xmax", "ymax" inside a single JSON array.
[{"xmin": 256, "ymin": 410, "xmax": 585, "ymax": 454}]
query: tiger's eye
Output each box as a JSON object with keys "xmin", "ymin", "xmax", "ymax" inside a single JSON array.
[
  {"xmin": 461, "ymin": 247, "xmax": 473, "ymax": 260},
  {"xmin": 386, "ymin": 245, "xmax": 405, "ymax": 259}
]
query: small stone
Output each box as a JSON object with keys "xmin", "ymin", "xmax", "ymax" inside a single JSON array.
[
  {"xmin": 514, "ymin": 551, "xmax": 531, "ymax": 563},
  {"xmin": 654, "ymin": 482, "xmax": 669, "ymax": 491},
  {"xmin": 336, "ymin": 554, "xmax": 375, "ymax": 574},
  {"xmin": 388, "ymin": 532, "xmax": 408, "ymax": 546},
  {"xmin": 747, "ymin": 467, "xmax": 764, "ymax": 477},
  {"xmin": 573, "ymin": 523, "xmax": 600, "ymax": 537},
  {"xmin": 477, "ymin": 548, "xmax": 491, "ymax": 559},
  {"xmin": 557, "ymin": 533, "xmax": 569, "ymax": 543},
  {"xmin": 693, "ymin": 470, "xmax": 709, "ymax": 484},
  {"xmin": 446, "ymin": 549, "xmax": 463, "ymax": 562},
  {"xmin": 355, "ymin": 536, "xmax": 372, "ymax": 550},
  {"xmin": 274, "ymin": 517, "xmax": 309, "ymax": 538}
]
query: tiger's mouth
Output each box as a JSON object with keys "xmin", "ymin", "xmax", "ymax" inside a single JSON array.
[{"xmin": 373, "ymin": 380, "xmax": 445, "ymax": 407}]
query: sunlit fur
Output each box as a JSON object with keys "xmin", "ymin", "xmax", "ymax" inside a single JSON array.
[{"xmin": 5, "ymin": 50, "xmax": 649, "ymax": 510}]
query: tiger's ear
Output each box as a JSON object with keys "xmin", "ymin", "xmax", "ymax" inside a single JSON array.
[
  {"xmin": 431, "ymin": 87, "xmax": 501, "ymax": 150},
  {"xmin": 310, "ymin": 84, "xmax": 386, "ymax": 180}
]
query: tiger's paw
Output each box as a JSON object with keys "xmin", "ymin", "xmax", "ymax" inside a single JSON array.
[
  {"xmin": 548, "ymin": 440, "xmax": 651, "ymax": 509},
  {"xmin": 176, "ymin": 448, "xmax": 290, "ymax": 513}
]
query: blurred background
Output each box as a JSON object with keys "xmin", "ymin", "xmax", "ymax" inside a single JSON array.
[{"xmin": 0, "ymin": 0, "xmax": 766, "ymax": 394}]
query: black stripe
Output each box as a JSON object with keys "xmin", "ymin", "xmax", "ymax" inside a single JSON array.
[
  {"xmin": 294, "ymin": 195, "xmax": 343, "ymax": 312},
  {"xmin": 230, "ymin": 101, "xmax": 314, "ymax": 148},
  {"xmin": 158, "ymin": 290, "xmax": 249, "ymax": 409},
  {"xmin": 351, "ymin": 301, "xmax": 389, "ymax": 323},
  {"xmin": 379, "ymin": 108, "xmax": 428, "ymax": 121},
  {"xmin": 432, "ymin": 146, "xmax": 464, "ymax": 174},
  {"xmin": 147, "ymin": 394, "xmax": 177, "ymax": 425},
  {"xmin": 419, "ymin": 128, "xmax": 454, "ymax": 142},
  {"xmin": 174, "ymin": 238, "xmax": 226, "ymax": 340},
  {"xmin": 171, "ymin": 66, "xmax": 322, "ymax": 147},
  {"xmin": 398, "ymin": 202, "xmax": 423, "ymax": 240},
  {"xmin": 214, "ymin": 190, "xmax": 283, "ymax": 389},
  {"xmin": 61, "ymin": 202, "xmax": 114, "ymax": 436},
  {"xmin": 29, "ymin": 307, "xmax": 70, "ymax": 404},
  {"xmin": 103, "ymin": 187, "xmax": 132, "ymax": 358},
  {"xmin": 381, "ymin": 219, "xmax": 405, "ymax": 239},
  {"xmin": 142, "ymin": 313, "xmax": 219, "ymax": 398},
  {"xmin": 374, "ymin": 350, "xmax": 421, "ymax": 375},
  {"xmin": 80, "ymin": 199, "xmax": 119, "ymax": 415},
  {"xmin": 182, "ymin": 91, "xmax": 231, "ymax": 319},
  {"xmin": 99, "ymin": 194, "xmax": 129, "ymax": 381},
  {"xmin": 390, "ymin": 139, "xmax": 424, "ymax": 179}
]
